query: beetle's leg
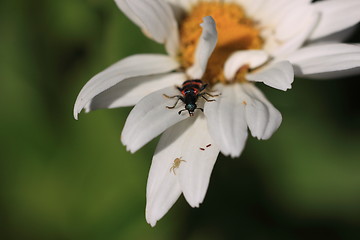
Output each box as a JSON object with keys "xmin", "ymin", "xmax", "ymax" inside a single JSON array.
[
  {"xmin": 199, "ymin": 83, "xmax": 208, "ymax": 92},
  {"xmin": 198, "ymin": 92, "xmax": 220, "ymax": 98},
  {"xmin": 166, "ymin": 97, "xmax": 182, "ymax": 109},
  {"xmin": 178, "ymin": 108, "xmax": 194, "ymax": 116},
  {"xmin": 163, "ymin": 94, "xmax": 181, "ymax": 99},
  {"xmin": 201, "ymin": 95, "xmax": 216, "ymax": 102},
  {"xmin": 204, "ymin": 92, "xmax": 220, "ymax": 97},
  {"xmin": 164, "ymin": 94, "xmax": 184, "ymax": 109},
  {"xmin": 178, "ymin": 109, "xmax": 187, "ymax": 115}
]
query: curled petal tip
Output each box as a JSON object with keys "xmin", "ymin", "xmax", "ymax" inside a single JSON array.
[
  {"xmin": 201, "ymin": 16, "xmax": 215, "ymax": 25},
  {"xmin": 186, "ymin": 15, "xmax": 218, "ymax": 79},
  {"xmin": 73, "ymin": 109, "xmax": 79, "ymax": 120}
]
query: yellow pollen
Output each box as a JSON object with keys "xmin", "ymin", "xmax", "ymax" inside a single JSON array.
[{"xmin": 179, "ymin": 2, "xmax": 263, "ymax": 85}]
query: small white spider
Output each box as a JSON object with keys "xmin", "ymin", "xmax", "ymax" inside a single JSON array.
[{"xmin": 169, "ymin": 157, "xmax": 186, "ymax": 175}]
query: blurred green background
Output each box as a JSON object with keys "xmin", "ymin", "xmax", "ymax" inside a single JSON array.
[{"xmin": 1, "ymin": 0, "xmax": 360, "ymax": 239}]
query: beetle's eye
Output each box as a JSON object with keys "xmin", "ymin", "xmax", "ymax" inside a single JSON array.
[{"xmin": 185, "ymin": 90, "xmax": 191, "ymax": 94}]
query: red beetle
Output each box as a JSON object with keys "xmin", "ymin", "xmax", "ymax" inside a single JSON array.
[{"xmin": 164, "ymin": 79, "xmax": 219, "ymax": 116}]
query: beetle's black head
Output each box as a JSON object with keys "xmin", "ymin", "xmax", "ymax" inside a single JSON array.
[
  {"xmin": 185, "ymin": 103, "xmax": 197, "ymax": 116},
  {"xmin": 178, "ymin": 103, "xmax": 203, "ymax": 116}
]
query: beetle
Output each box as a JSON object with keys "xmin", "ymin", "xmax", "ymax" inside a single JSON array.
[{"xmin": 163, "ymin": 79, "xmax": 219, "ymax": 116}]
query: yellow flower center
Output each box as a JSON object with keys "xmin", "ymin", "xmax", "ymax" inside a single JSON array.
[{"xmin": 179, "ymin": 2, "xmax": 263, "ymax": 85}]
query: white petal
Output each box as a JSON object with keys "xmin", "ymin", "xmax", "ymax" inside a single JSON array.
[
  {"xmin": 247, "ymin": 61, "xmax": 294, "ymax": 91},
  {"xmin": 235, "ymin": 0, "xmax": 265, "ymax": 18},
  {"xmin": 242, "ymin": 83, "xmax": 282, "ymax": 140},
  {"xmin": 270, "ymin": 11, "xmax": 319, "ymax": 57},
  {"xmin": 309, "ymin": 25, "xmax": 358, "ymax": 44},
  {"xmin": 163, "ymin": 0, "xmax": 186, "ymax": 22},
  {"xmin": 165, "ymin": 24, "xmax": 180, "ymax": 57},
  {"xmin": 286, "ymin": 43, "xmax": 360, "ymax": 77},
  {"xmin": 114, "ymin": 0, "xmax": 144, "ymax": 30},
  {"xmin": 115, "ymin": 0, "xmax": 179, "ymax": 54},
  {"xmin": 204, "ymin": 84, "xmax": 249, "ymax": 158},
  {"xmin": 255, "ymin": 0, "xmax": 300, "ymax": 26},
  {"xmin": 73, "ymin": 54, "xmax": 179, "ymax": 120},
  {"xmin": 224, "ymin": 50, "xmax": 269, "ymax": 80},
  {"xmin": 164, "ymin": 0, "xmax": 193, "ymax": 11},
  {"xmin": 303, "ymin": 67, "xmax": 360, "ymax": 80},
  {"xmin": 251, "ymin": 0, "xmax": 312, "ymax": 27},
  {"xmin": 121, "ymin": 86, "xmax": 189, "ymax": 153},
  {"xmin": 146, "ymin": 143, "xmax": 182, "ymax": 227},
  {"xmin": 274, "ymin": 2, "xmax": 314, "ymax": 41},
  {"xmin": 146, "ymin": 116, "xmax": 219, "ymax": 226},
  {"xmin": 309, "ymin": 0, "xmax": 360, "ymax": 40},
  {"xmin": 85, "ymin": 73, "xmax": 186, "ymax": 111},
  {"xmin": 170, "ymin": 116, "xmax": 220, "ymax": 207},
  {"xmin": 186, "ymin": 16, "xmax": 218, "ymax": 79}
]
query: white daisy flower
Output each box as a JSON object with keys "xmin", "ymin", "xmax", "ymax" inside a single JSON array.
[{"xmin": 74, "ymin": 0, "xmax": 360, "ymax": 226}]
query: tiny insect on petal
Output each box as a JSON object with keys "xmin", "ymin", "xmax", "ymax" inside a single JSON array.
[{"xmin": 169, "ymin": 157, "xmax": 186, "ymax": 175}]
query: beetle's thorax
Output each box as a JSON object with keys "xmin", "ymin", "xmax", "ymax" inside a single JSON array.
[{"xmin": 184, "ymin": 92, "xmax": 198, "ymax": 105}]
